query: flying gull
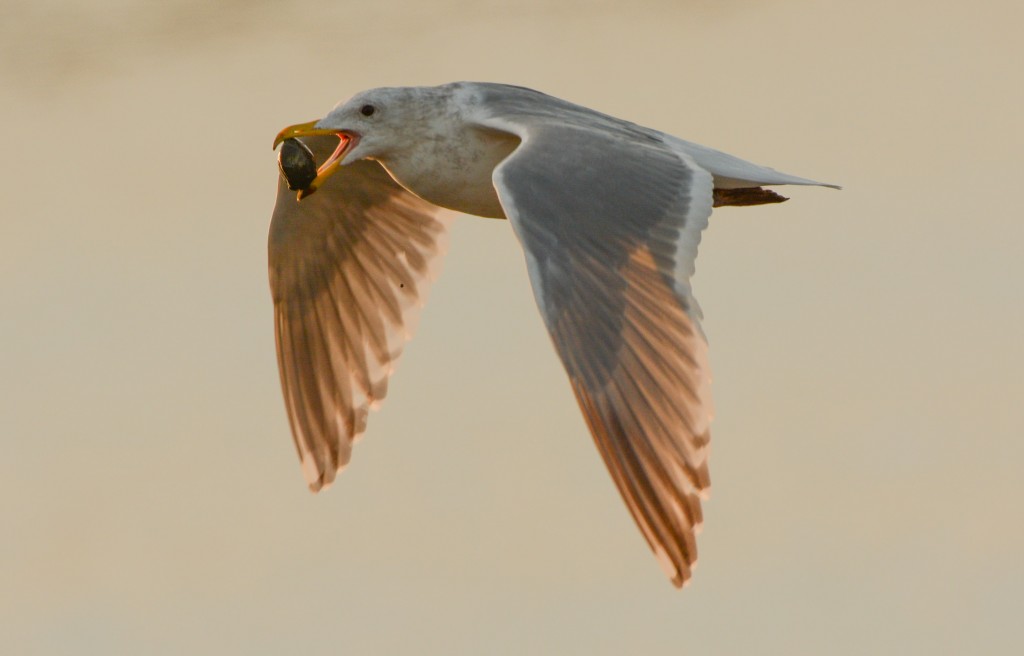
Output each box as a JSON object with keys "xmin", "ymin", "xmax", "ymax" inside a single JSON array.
[{"xmin": 269, "ymin": 82, "xmax": 837, "ymax": 587}]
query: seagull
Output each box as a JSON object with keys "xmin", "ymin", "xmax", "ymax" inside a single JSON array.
[{"xmin": 270, "ymin": 82, "xmax": 837, "ymax": 587}]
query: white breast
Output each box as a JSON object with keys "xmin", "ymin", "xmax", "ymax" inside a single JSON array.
[{"xmin": 378, "ymin": 125, "xmax": 519, "ymax": 219}]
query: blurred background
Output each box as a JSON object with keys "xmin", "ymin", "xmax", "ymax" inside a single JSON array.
[{"xmin": 2, "ymin": 1, "xmax": 1022, "ymax": 653}]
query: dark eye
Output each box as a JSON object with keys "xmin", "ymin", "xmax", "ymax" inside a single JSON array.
[{"xmin": 360, "ymin": 104, "xmax": 376, "ymax": 117}]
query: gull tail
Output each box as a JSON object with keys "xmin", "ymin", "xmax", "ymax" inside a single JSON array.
[{"xmin": 663, "ymin": 135, "xmax": 841, "ymax": 190}]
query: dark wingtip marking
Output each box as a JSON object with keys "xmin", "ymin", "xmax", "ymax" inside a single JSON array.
[{"xmin": 712, "ymin": 187, "xmax": 789, "ymax": 207}]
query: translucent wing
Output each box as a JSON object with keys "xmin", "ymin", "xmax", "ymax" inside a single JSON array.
[
  {"xmin": 480, "ymin": 104, "xmax": 716, "ymax": 585},
  {"xmin": 269, "ymin": 136, "xmax": 450, "ymax": 491}
]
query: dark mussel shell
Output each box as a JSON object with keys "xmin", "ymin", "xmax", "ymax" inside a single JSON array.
[{"xmin": 277, "ymin": 138, "xmax": 318, "ymax": 191}]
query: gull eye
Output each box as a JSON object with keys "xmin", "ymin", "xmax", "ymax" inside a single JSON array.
[{"xmin": 360, "ymin": 104, "xmax": 376, "ymax": 117}]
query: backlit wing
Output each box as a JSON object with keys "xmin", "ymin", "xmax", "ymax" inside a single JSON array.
[
  {"xmin": 478, "ymin": 94, "xmax": 716, "ymax": 586},
  {"xmin": 269, "ymin": 136, "xmax": 450, "ymax": 491}
]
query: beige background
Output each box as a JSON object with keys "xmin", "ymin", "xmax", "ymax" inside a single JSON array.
[{"xmin": 2, "ymin": 1, "xmax": 1022, "ymax": 653}]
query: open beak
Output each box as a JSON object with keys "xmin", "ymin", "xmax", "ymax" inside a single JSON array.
[{"xmin": 273, "ymin": 120, "xmax": 357, "ymax": 200}]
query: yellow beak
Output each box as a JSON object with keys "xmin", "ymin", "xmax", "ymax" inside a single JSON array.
[
  {"xmin": 272, "ymin": 119, "xmax": 335, "ymax": 149},
  {"xmin": 273, "ymin": 120, "xmax": 350, "ymax": 200}
]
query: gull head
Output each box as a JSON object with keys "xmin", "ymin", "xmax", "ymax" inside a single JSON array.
[{"xmin": 273, "ymin": 87, "xmax": 436, "ymax": 200}]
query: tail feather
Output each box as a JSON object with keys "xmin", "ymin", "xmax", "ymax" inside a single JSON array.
[{"xmin": 663, "ymin": 135, "xmax": 841, "ymax": 190}]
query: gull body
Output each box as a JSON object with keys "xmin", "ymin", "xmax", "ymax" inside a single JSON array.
[{"xmin": 270, "ymin": 82, "xmax": 837, "ymax": 587}]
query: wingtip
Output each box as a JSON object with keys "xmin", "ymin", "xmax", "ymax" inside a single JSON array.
[
  {"xmin": 307, "ymin": 473, "xmax": 334, "ymax": 493},
  {"xmin": 302, "ymin": 459, "xmax": 337, "ymax": 494},
  {"xmin": 656, "ymin": 546, "xmax": 694, "ymax": 589},
  {"xmin": 670, "ymin": 566, "xmax": 693, "ymax": 589}
]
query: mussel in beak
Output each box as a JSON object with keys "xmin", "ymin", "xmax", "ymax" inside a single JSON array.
[{"xmin": 277, "ymin": 138, "xmax": 318, "ymax": 192}]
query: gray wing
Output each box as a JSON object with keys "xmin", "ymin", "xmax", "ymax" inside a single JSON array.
[
  {"xmin": 269, "ymin": 136, "xmax": 450, "ymax": 491},
  {"xmin": 482, "ymin": 114, "xmax": 715, "ymax": 587}
]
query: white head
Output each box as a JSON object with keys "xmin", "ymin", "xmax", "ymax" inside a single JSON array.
[
  {"xmin": 273, "ymin": 85, "xmax": 450, "ymax": 199},
  {"xmin": 319, "ymin": 87, "xmax": 431, "ymax": 163}
]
